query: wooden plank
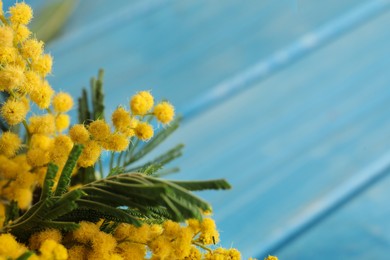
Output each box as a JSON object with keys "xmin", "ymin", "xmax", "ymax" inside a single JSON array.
[
  {"xmin": 141, "ymin": 10, "xmax": 390, "ymax": 258},
  {"xmin": 45, "ymin": 0, "xmax": 371, "ymax": 115},
  {"xmin": 277, "ymin": 167, "xmax": 390, "ymax": 259}
]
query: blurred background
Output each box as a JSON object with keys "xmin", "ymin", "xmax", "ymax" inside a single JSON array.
[{"xmin": 5, "ymin": 0, "xmax": 390, "ymax": 258}]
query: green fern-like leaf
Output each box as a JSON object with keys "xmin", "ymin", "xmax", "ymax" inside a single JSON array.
[
  {"xmin": 125, "ymin": 117, "xmax": 181, "ymax": 165},
  {"xmin": 40, "ymin": 163, "xmax": 58, "ymax": 200},
  {"xmin": 55, "ymin": 144, "xmax": 83, "ymax": 196}
]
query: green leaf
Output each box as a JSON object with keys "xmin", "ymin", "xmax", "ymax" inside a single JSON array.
[
  {"xmin": 78, "ymin": 89, "xmax": 91, "ymax": 124},
  {"xmin": 40, "ymin": 220, "xmax": 80, "ymax": 232},
  {"xmin": 30, "ymin": 0, "xmax": 78, "ymax": 43},
  {"xmin": 76, "ymin": 199, "xmax": 140, "ymax": 226},
  {"xmin": 171, "ymin": 179, "xmax": 231, "ymax": 191},
  {"xmin": 91, "ymin": 69, "xmax": 105, "ymax": 120},
  {"xmin": 16, "ymin": 251, "xmax": 35, "ymax": 260},
  {"xmin": 55, "ymin": 144, "xmax": 84, "ymax": 196},
  {"xmin": 125, "ymin": 117, "xmax": 181, "ymax": 165},
  {"xmin": 125, "ymin": 144, "xmax": 184, "ymax": 175},
  {"xmin": 4, "ymin": 201, "xmax": 19, "ymax": 225},
  {"xmin": 40, "ymin": 163, "xmax": 58, "ymax": 200}
]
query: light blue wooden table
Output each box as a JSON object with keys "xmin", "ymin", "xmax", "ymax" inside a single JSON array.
[{"xmin": 11, "ymin": 0, "xmax": 390, "ymax": 258}]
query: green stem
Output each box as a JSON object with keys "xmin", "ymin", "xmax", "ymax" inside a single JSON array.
[
  {"xmin": 192, "ymin": 241, "xmax": 212, "ymax": 253},
  {"xmin": 109, "ymin": 152, "xmax": 115, "ymax": 171},
  {"xmin": 98, "ymin": 158, "xmax": 104, "ymax": 179},
  {"xmin": 22, "ymin": 120, "xmax": 31, "ymax": 144}
]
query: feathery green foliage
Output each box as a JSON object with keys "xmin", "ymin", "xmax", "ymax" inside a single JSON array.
[
  {"xmin": 0, "ymin": 70, "xmax": 232, "ymax": 244},
  {"xmin": 55, "ymin": 144, "xmax": 83, "ymax": 196}
]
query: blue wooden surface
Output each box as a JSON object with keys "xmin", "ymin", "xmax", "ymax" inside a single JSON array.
[{"xmin": 19, "ymin": 0, "xmax": 390, "ymax": 258}]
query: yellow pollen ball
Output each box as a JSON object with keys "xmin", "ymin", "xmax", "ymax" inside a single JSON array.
[
  {"xmin": 68, "ymin": 245, "xmax": 88, "ymax": 260},
  {"xmin": 39, "ymin": 239, "xmax": 68, "ymax": 260},
  {"xmin": 9, "ymin": 2, "xmax": 33, "ymax": 25},
  {"xmin": 264, "ymin": 256, "xmax": 278, "ymax": 260},
  {"xmin": 52, "ymin": 92, "xmax": 73, "ymax": 112},
  {"xmin": 14, "ymin": 188, "xmax": 32, "ymax": 210},
  {"xmin": 28, "ymin": 114, "xmax": 56, "ymax": 135},
  {"xmin": 69, "ymin": 124, "xmax": 90, "ymax": 144},
  {"xmin": 0, "ymin": 233, "xmax": 26, "ymax": 258},
  {"xmin": 199, "ymin": 218, "xmax": 220, "ymax": 245},
  {"xmin": 20, "ymin": 38, "xmax": 43, "ymax": 61},
  {"xmin": 0, "ymin": 132, "xmax": 22, "ymax": 158},
  {"xmin": 72, "ymin": 221, "xmax": 100, "ymax": 244},
  {"xmin": 30, "ymin": 134, "xmax": 52, "ymax": 150},
  {"xmin": 0, "ymin": 46, "xmax": 17, "ymax": 64},
  {"xmin": 134, "ymin": 122, "xmax": 154, "ymax": 141},
  {"xmin": 0, "ymin": 155, "xmax": 19, "ymax": 179},
  {"xmin": 0, "ymin": 26, "xmax": 14, "ymax": 47},
  {"xmin": 29, "ymin": 229, "xmax": 62, "ymax": 250},
  {"xmin": 101, "ymin": 133, "xmax": 129, "ymax": 152},
  {"xmin": 0, "ymin": 65, "xmax": 25, "ymax": 91},
  {"xmin": 30, "ymin": 80, "xmax": 54, "ymax": 109},
  {"xmin": 154, "ymin": 101, "xmax": 175, "ymax": 124},
  {"xmin": 130, "ymin": 91, "xmax": 154, "ymax": 115},
  {"xmin": 32, "ymin": 54, "xmax": 53, "ymax": 77},
  {"xmin": 0, "ymin": 99, "xmax": 28, "ymax": 125},
  {"xmin": 21, "ymin": 71, "xmax": 40, "ymax": 94},
  {"xmin": 55, "ymin": 114, "xmax": 70, "ymax": 132},
  {"xmin": 15, "ymin": 171, "xmax": 36, "ymax": 189},
  {"xmin": 50, "ymin": 135, "xmax": 73, "ymax": 166},
  {"xmin": 88, "ymin": 119, "xmax": 111, "ymax": 141},
  {"xmin": 12, "ymin": 24, "xmax": 31, "ymax": 43},
  {"xmin": 27, "ymin": 148, "xmax": 50, "ymax": 167},
  {"xmin": 112, "ymin": 107, "xmax": 131, "ymax": 131},
  {"xmin": 77, "ymin": 140, "xmax": 101, "ymax": 167}
]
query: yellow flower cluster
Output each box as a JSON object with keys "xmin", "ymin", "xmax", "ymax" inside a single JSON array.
[
  {"xmin": 0, "ymin": 218, "xmax": 243, "ymax": 260},
  {"xmin": 0, "ymin": 1, "xmax": 175, "ymax": 212},
  {"xmin": 0, "ymin": 233, "xmax": 67, "ymax": 260}
]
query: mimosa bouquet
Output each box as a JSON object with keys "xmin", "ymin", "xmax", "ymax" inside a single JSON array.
[{"xmin": 0, "ymin": 2, "xmax": 279, "ymax": 260}]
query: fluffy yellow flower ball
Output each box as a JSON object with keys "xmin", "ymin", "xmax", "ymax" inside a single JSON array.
[
  {"xmin": 14, "ymin": 188, "xmax": 32, "ymax": 210},
  {"xmin": 88, "ymin": 119, "xmax": 111, "ymax": 141},
  {"xmin": 199, "ymin": 218, "xmax": 220, "ymax": 245},
  {"xmin": 0, "ymin": 233, "xmax": 27, "ymax": 258},
  {"xmin": 32, "ymin": 54, "xmax": 53, "ymax": 77},
  {"xmin": 130, "ymin": 91, "xmax": 154, "ymax": 115},
  {"xmin": 29, "ymin": 229, "xmax": 62, "ymax": 250},
  {"xmin": 264, "ymin": 256, "xmax": 278, "ymax": 260},
  {"xmin": 9, "ymin": 2, "xmax": 33, "ymax": 25},
  {"xmin": 30, "ymin": 80, "xmax": 54, "ymax": 109},
  {"xmin": 27, "ymin": 148, "xmax": 50, "ymax": 167},
  {"xmin": 0, "ymin": 132, "xmax": 22, "ymax": 158},
  {"xmin": 21, "ymin": 71, "xmax": 41, "ymax": 94},
  {"xmin": 0, "ymin": 46, "xmax": 17, "ymax": 64},
  {"xmin": 28, "ymin": 114, "xmax": 56, "ymax": 135},
  {"xmin": 112, "ymin": 107, "xmax": 131, "ymax": 131},
  {"xmin": 77, "ymin": 140, "xmax": 102, "ymax": 167},
  {"xmin": 0, "ymin": 65, "xmax": 25, "ymax": 91},
  {"xmin": 69, "ymin": 124, "xmax": 90, "ymax": 144},
  {"xmin": 20, "ymin": 38, "xmax": 43, "ymax": 61},
  {"xmin": 55, "ymin": 114, "xmax": 71, "ymax": 132},
  {"xmin": 101, "ymin": 133, "xmax": 129, "ymax": 152},
  {"xmin": 39, "ymin": 239, "xmax": 68, "ymax": 260},
  {"xmin": 50, "ymin": 135, "xmax": 73, "ymax": 165},
  {"xmin": 12, "ymin": 24, "xmax": 31, "ymax": 43},
  {"xmin": 52, "ymin": 92, "xmax": 73, "ymax": 113},
  {"xmin": 0, "ymin": 26, "xmax": 14, "ymax": 47},
  {"xmin": 135, "ymin": 122, "xmax": 154, "ymax": 141},
  {"xmin": 0, "ymin": 99, "xmax": 28, "ymax": 125},
  {"xmin": 154, "ymin": 101, "xmax": 175, "ymax": 124}
]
